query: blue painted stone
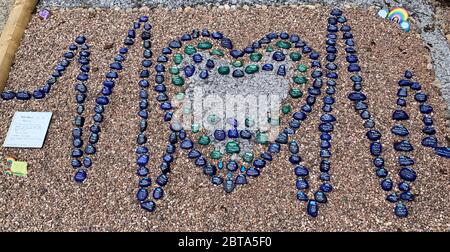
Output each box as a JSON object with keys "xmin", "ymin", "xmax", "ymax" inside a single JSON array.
[
  {"xmin": 295, "ymin": 166, "xmax": 309, "ymax": 177},
  {"xmin": 239, "ymin": 130, "xmax": 252, "ymax": 139},
  {"xmin": 96, "ymin": 96, "xmax": 109, "ymax": 105},
  {"xmin": 169, "ymin": 40, "xmax": 182, "ymax": 48},
  {"xmin": 395, "ymin": 203, "xmax": 409, "ymax": 217},
  {"xmin": 246, "ymin": 168, "xmax": 260, "ymax": 177},
  {"xmin": 397, "ymin": 98, "xmax": 406, "ymax": 106},
  {"xmin": 275, "ymin": 133, "xmax": 288, "ymax": 144},
  {"xmin": 360, "ymin": 110, "xmax": 370, "ymax": 120},
  {"xmin": 400, "ymin": 191, "xmax": 414, "ymax": 201},
  {"xmin": 289, "ymin": 141, "xmax": 299, "ymax": 154},
  {"xmin": 320, "ymin": 160, "xmax": 330, "ymax": 172},
  {"xmin": 277, "ymin": 65, "xmax": 286, "ymax": 76},
  {"xmin": 212, "ymin": 31, "xmax": 223, "ymax": 39},
  {"xmin": 137, "ymin": 155, "xmax": 149, "ymax": 166},
  {"xmin": 187, "ymin": 150, "xmax": 201, "ymax": 159},
  {"xmin": 235, "ymin": 175, "xmax": 247, "ymax": 185},
  {"xmin": 327, "ymin": 25, "xmax": 338, "ymax": 33},
  {"xmin": 230, "ymin": 50, "xmax": 244, "ymax": 58},
  {"xmin": 227, "ymin": 128, "xmax": 239, "ymax": 138},
  {"xmin": 223, "ymin": 179, "xmax": 235, "ymax": 193},
  {"xmin": 355, "ymin": 101, "xmax": 368, "ymax": 110},
  {"xmin": 348, "ymin": 63, "xmax": 361, "ymax": 72},
  {"xmin": 137, "ymin": 167, "xmax": 149, "ymax": 177},
  {"xmin": 139, "ymin": 178, "xmax": 151, "ymax": 187},
  {"xmin": 373, "ymin": 157, "xmax": 384, "ymax": 167},
  {"xmin": 320, "ymin": 183, "xmax": 333, "ymax": 193},
  {"xmin": 404, "ymin": 70, "xmax": 413, "ymax": 79},
  {"xmin": 262, "ymin": 63, "xmax": 273, "ymax": 71},
  {"xmin": 141, "ymin": 201, "xmax": 156, "ymax": 212},
  {"xmin": 180, "ymin": 139, "xmax": 193, "ymax": 149},
  {"xmin": 326, "ymin": 53, "xmax": 336, "ymax": 62},
  {"xmin": 230, "ymin": 69, "xmax": 243, "ymax": 78},
  {"xmin": 16, "ymin": 91, "xmax": 31, "ymax": 100},
  {"xmin": 33, "ymin": 90, "xmax": 45, "ymax": 99},
  {"xmin": 398, "ymin": 182, "xmax": 410, "ymax": 192},
  {"xmin": 289, "ymin": 119, "xmax": 300, "ymax": 129},
  {"xmin": 214, "ymin": 129, "xmax": 226, "ymax": 141},
  {"xmin": 423, "ymin": 115, "xmax": 433, "ymax": 126},
  {"xmin": 397, "ymin": 87, "xmax": 407, "ymax": 97},
  {"xmin": 314, "ymin": 191, "xmax": 327, "ymax": 203},
  {"xmin": 260, "ymin": 152, "xmax": 272, "ymax": 161},
  {"xmin": 136, "ymin": 188, "xmax": 148, "ymax": 201},
  {"xmin": 323, "ymin": 96, "xmax": 335, "ymax": 105},
  {"xmin": 293, "ymin": 112, "xmax": 307, "ymax": 121},
  {"xmin": 289, "ymin": 155, "xmax": 301, "ymax": 164},
  {"xmin": 392, "ymin": 110, "xmax": 409, "ymax": 120},
  {"xmin": 153, "ymin": 187, "xmax": 164, "ymax": 200},
  {"xmin": 399, "ymin": 167, "xmax": 417, "ymax": 182},
  {"xmin": 319, "ymin": 123, "xmax": 334, "ymax": 132},
  {"xmin": 227, "ymin": 161, "xmax": 238, "ymax": 172},
  {"xmin": 184, "ymin": 65, "xmax": 195, "ymax": 77},
  {"xmin": 419, "ymin": 104, "xmax": 433, "ymax": 114},
  {"xmin": 386, "ymin": 193, "xmax": 399, "ymax": 203},
  {"xmin": 422, "ymin": 136, "xmax": 437, "ymax": 148},
  {"xmin": 348, "ymin": 92, "xmax": 366, "ymax": 101},
  {"xmin": 296, "ymin": 178, "xmax": 309, "ymax": 190},
  {"xmin": 71, "ymin": 149, "xmax": 83, "ymax": 158},
  {"xmin": 163, "ymin": 154, "xmax": 173, "ymax": 163},
  {"xmin": 268, "ymin": 143, "xmax": 280, "ymax": 153},
  {"xmin": 321, "ymin": 132, "xmax": 332, "ymax": 141},
  {"xmin": 160, "ymin": 102, "xmax": 172, "ymax": 110},
  {"xmin": 411, "ymin": 82, "xmax": 421, "ymax": 90},
  {"xmin": 376, "ymin": 168, "xmax": 388, "ymax": 178},
  {"xmin": 206, "ymin": 59, "xmax": 215, "ymax": 68},
  {"xmin": 381, "ymin": 179, "xmax": 393, "ymax": 191},
  {"xmin": 199, "ymin": 70, "xmax": 209, "ymax": 79},
  {"xmin": 1, "ymin": 91, "xmax": 16, "ymax": 100},
  {"xmin": 272, "ymin": 51, "xmax": 285, "ymax": 61},
  {"xmin": 156, "ymin": 174, "xmax": 168, "ymax": 186},
  {"xmin": 220, "ymin": 38, "xmax": 233, "ymax": 49},
  {"xmin": 203, "ymin": 165, "xmax": 217, "ymax": 176},
  {"xmin": 162, "ymin": 47, "xmax": 172, "ymax": 54},
  {"xmin": 398, "ymin": 156, "xmax": 415, "ymax": 166},
  {"xmin": 307, "ymin": 200, "xmax": 319, "ymax": 217},
  {"xmin": 253, "ymin": 159, "xmax": 266, "ymax": 169},
  {"xmin": 435, "ymin": 147, "xmax": 450, "ymax": 158},
  {"xmin": 366, "ymin": 130, "xmax": 381, "ymax": 141},
  {"xmin": 320, "ymin": 172, "xmax": 330, "ymax": 181},
  {"xmin": 83, "ymin": 157, "xmax": 92, "ymax": 168},
  {"xmin": 391, "ymin": 125, "xmax": 409, "ymax": 136},
  {"xmin": 136, "ymin": 146, "xmax": 148, "ymax": 154},
  {"xmin": 423, "ymin": 126, "xmax": 436, "ymax": 135},
  {"xmin": 297, "ymin": 192, "xmax": 308, "ymax": 201},
  {"xmin": 394, "ymin": 140, "xmax": 414, "ymax": 152},
  {"xmin": 326, "ymin": 63, "xmax": 337, "ymax": 70},
  {"xmin": 180, "ymin": 34, "xmax": 192, "ymax": 41},
  {"xmin": 74, "ymin": 170, "xmax": 87, "ymax": 183},
  {"xmin": 370, "ymin": 142, "xmax": 382, "ymax": 156},
  {"xmin": 212, "ymin": 176, "xmax": 224, "ymax": 185}
]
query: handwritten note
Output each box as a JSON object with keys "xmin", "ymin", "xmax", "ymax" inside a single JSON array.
[{"xmin": 3, "ymin": 112, "xmax": 53, "ymax": 148}]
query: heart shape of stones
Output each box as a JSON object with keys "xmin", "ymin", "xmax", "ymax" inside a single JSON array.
[{"xmin": 1, "ymin": 9, "xmax": 449, "ymax": 218}]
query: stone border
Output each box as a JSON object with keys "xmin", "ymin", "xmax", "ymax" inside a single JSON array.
[{"xmin": 0, "ymin": 0, "xmax": 38, "ymax": 91}]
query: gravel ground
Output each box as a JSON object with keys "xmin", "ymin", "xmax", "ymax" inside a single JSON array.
[
  {"xmin": 0, "ymin": 6, "xmax": 449, "ymax": 232},
  {"xmin": 0, "ymin": 0, "xmax": 15, "ymax": 36}
]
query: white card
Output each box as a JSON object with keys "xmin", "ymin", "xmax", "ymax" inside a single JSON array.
[{"xmin": 3, "ymin": 112, "xmax": 53, "ymax": 148}]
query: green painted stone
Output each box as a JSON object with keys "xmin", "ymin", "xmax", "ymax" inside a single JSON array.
[
  {"xmin": 172, "ymin": 75, "xmax": 185, "ymax": 86},
  {"xmin": 245, "ymin": 117, "xmax": 255, "ymax": 127},
  {"xmin": 211, "ymin": 49, "xmax": 224, "ymax": 56},
  {"xmin": 266, "ymin": 46, "xmax": 273, "ymax": 52},
  {"xmin": 207, "ymin": 114, "xmax": 220, "ymax": 125},
  {"xmin": 210, "ymin": 150, "xmax": 222, "ymax": 160},
  {"xmin": 191, "ymin": 123, "xmax": 200, "ymax": 133},
  {"xmin": 175, "ymin": 92, "xmax": 185, "ymax": 101},
  {"xmin": 297, "ymin": 64, "xmax": 308, "ymax": 72},
  {"xmin": 169, "ymin": 66, "xmax": 180, "ymax": 75},
  {"xmin": 293, "ymin": 76, "xmax": 308, "ymax": 85},
  {"xmin": 184, "ymin": 45, "xmax": 197, "ymax": 55},
  {"xmin": 290, "ymin": 88, "xmax": 303, "ymax": 98},
  {"xmin": 197, "ymin": 41, "xmax": 213, "ymax": 50},
  {"xmin": 290, "ymin": 52, "xmax": 301, "ymax": 61},
  {"xmin": 243, "ymin": 152, "xmax": 254, "ymax": 163},
  {"xmin": 256, "ymin": 132, "xmax": 269, "ymax": 145},
  {"xmin": 282, "ymin": 104, "xmax": 291, "ymax": 114},
  {"xmin": 245, "ymin": 64, "xmax": 259, "ymax": 74},
  {"xmin": 232, "ymin": 60, "xmax": 243, "ymax": 67},
  {"xmin": 218, "ymin": 66, "xmax": 230, "ymax": 75},
  {"xmin": 226, "ymin": 141, "xmax": 240, "ymax": 154},
  {"xmin": 173, "ymin": 54, "xmax": 183, "ymax": 65},
  {"xmin": 250, "ymin": 53, "xmax": 263, "ymax": 62},
  {"xmin": 276, "ymin": 40, "xmax": 292, "ymax": 49},
  {"xmin": 198, "ymin": 135, "xmax": 211, "ymax": 145}
]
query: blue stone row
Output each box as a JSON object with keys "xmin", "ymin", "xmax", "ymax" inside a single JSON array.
[
  {"xmin": 294, "ymin": 11, "xmax": 342, "ymax": 218},
  {"xmin": 337, "ymin": 11, "xmax": 414, "ymax": 218},
  {"xmin": 1, "ymin": 42, "xmax": 83, "ymax": 101}
]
